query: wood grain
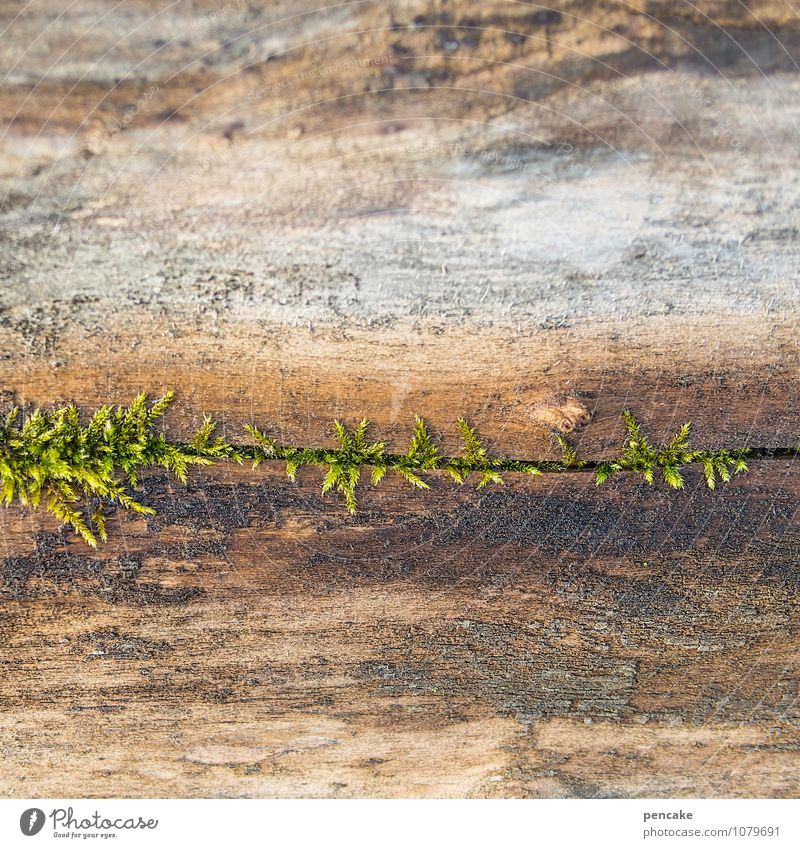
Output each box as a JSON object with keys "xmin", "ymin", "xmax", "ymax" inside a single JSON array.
[
  {"xmin": 1, "ymin": 465, "xmax": 799, "ymax": 797},
  {"xmin": 1, "ymin": 0, "xmax": 799, "ymax": 797}
]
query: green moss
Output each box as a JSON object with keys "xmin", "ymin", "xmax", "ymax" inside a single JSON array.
[
  {"xmin": 0, "ymin": 392, "xmax": 240, "ymax": 546},
  {"xmin": 594, "ymin": 410, "xmax": 749, "ymax": 490},
  {"xmin": 0, "ymin": 393, "xmax": 768, "ymax": 545}
]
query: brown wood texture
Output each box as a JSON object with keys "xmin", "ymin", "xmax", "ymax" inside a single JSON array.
[{"xmin": 1, "ymin": 0, "xmax": 799, "ymax": 797}]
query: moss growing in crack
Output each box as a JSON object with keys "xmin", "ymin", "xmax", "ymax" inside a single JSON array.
[
  {"xmin": 0, "ymin": 393, "xmax": 772, "ymax": 544},
  {"xmin": 554, "ymin": 433, "xmax": 585, "ymax": 470},
  {"xmin": 0, "ymin": 392, "xmax": 240, "ymax": 546},
  {"xmin": 594, "ymin": 409, "xmax": 749, "ymax": 490},
  {"xmin": 244, "ymin": 415, "xmax": 516, "ymax": 513}
]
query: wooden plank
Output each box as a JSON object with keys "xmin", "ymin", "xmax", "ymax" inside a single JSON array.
[
  {"xmin": 1, "ymin": 0, "xmax": 799, "ymax": 798},
  {"xmin": 1, "ymin": 465, "xmax": 799, "ymax": 797}
]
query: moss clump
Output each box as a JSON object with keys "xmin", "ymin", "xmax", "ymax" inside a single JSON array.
[
  {"xmin": 0, "ymin": 392, "xmax": 759, "ymax": 544},
  {"xmin": 0, "ymin": 392, "xmax": 239, "ymax": 546},
  {"xmin": 594, "ymin": 410, "xmax": 749, "ymax": 490}
]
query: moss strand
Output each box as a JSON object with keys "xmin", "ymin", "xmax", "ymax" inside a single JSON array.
[{"xmin": 0, "ymin": 392, "xmax": 792, "ymax": 545}]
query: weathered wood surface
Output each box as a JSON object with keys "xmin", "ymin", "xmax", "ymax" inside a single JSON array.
[{"xmin": 1, "ymin": 1, "xmax": 799, "ymax": 797}]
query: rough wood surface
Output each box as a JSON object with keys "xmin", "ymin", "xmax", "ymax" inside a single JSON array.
[{"xmin": 1, "ymin": 0, "xmax": 799, "ymax": 797}]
